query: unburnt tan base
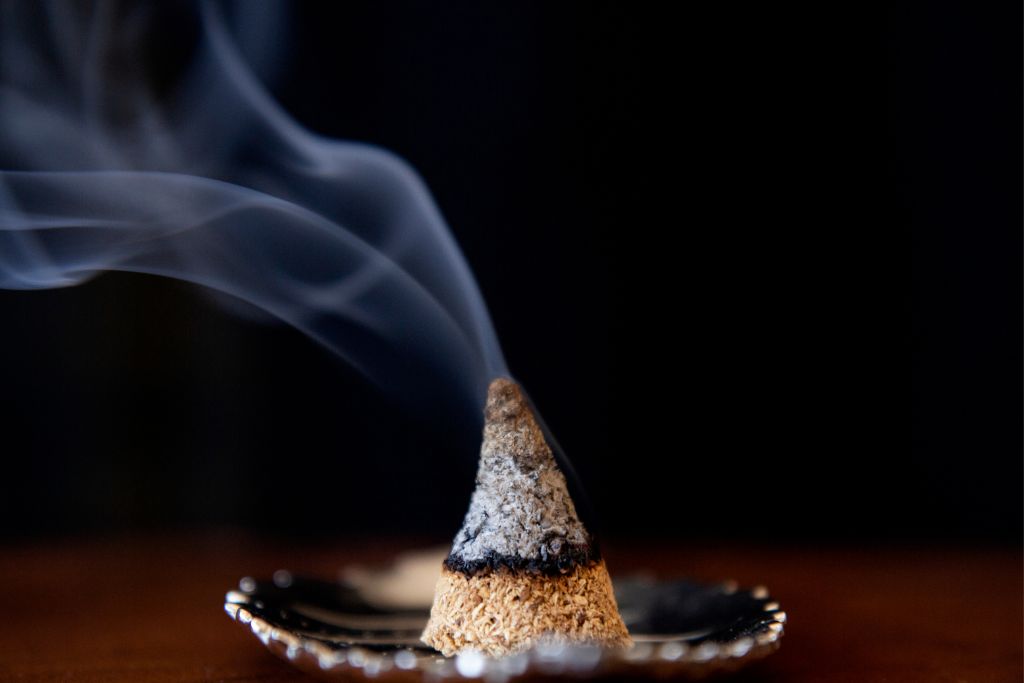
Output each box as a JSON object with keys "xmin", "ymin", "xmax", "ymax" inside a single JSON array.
[{"xmin": 421, "ymin": 560, "xmax": 633, "ymax": 657}]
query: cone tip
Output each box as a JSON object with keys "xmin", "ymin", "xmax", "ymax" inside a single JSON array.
[{"xmin": 485, "ymin": 376, "xmax": 527, "ymax": 423}]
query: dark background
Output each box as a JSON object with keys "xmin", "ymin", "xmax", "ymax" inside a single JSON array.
[{"xmin": 0, "ymin": 2, "xmax": 1019, "ymax": 543}]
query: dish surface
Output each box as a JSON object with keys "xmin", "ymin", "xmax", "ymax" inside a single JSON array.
[{"xmin": 224, "ymin": 553, "xmax": 785, "ymax": 680}]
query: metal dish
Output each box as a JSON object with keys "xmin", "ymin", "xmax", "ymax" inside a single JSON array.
[{"xmin": 224, "ymin": 549, "xmax": 785, "ymax": 680}]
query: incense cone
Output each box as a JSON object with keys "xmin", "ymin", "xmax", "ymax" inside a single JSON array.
[{"xmin": 421, "ymin": 378, "xmax": 632, "ymax": 657}]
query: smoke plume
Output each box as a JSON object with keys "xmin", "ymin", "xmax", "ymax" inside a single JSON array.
[{"xmin": 0, "ymin": 1, "xmax": 507, "ymax": 424}]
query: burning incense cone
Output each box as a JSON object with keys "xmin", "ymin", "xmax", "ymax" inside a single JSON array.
[{"xmin": 422, "ymin": 378, "xmax": 632, "ymax": 657}]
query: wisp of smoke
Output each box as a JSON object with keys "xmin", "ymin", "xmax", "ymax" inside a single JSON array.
[{"xmin": 0, "ymin": 1, "xmax": 507, "ymax": 425}]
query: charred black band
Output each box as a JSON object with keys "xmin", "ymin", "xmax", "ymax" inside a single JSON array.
[{"xmin": 443, "ymin": 543, "xmax": 601, "ymax": 577}]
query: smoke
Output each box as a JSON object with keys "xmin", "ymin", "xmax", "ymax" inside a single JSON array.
[{"xmin": 0, "ymin": 1, "xmax": 507, "ymax": 425}]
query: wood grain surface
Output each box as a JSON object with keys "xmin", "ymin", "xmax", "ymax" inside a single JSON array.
[{"xmin": 0, "ymin": 535, "xmax": 1019, "ymax": 682}]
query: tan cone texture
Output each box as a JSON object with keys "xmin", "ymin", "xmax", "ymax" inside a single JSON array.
[{"xmin": 421, "ymin": 560, "xmax": 632, "ymax": 657}]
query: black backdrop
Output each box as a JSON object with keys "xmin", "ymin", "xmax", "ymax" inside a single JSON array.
[{"xmin": 1, "ymin": 2, "xmax": 1020, "ymax": 543}]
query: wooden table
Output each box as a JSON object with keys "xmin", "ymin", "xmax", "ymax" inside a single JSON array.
[{"xmin": 0, "ymin": 535, "xmax": 1019, "ymax": 682}]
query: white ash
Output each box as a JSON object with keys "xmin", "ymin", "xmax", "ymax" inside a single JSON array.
[
  {"xmin": 449, "ymin": 378, "xmax": 591, "ymax": 563},
  {"xmin": 343, "ymin": 547, "xmax": 446, "ymax": 609}
]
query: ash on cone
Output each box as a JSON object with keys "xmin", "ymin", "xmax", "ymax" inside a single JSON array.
[{"xmin": 422, "ymin": 378, "xmax": 632, "ymax": 657}]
